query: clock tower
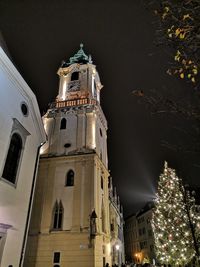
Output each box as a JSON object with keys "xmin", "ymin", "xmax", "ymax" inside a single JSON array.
[{"xmin": 24, "ymin": 45, "xmax": 112, "ymax": 267}]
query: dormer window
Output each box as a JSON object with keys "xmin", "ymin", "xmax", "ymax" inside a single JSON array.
[{"xmin": 71, "ymin": 72, "xmax": 79, "ymax": 81}]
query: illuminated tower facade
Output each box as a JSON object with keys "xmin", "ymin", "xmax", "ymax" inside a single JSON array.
[{"xmin": 24, "ymin": 45, "xmax": 112, "ymax": 267}]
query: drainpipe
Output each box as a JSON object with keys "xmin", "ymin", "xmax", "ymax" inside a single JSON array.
[{"xmin": 19, "ymin": 141, "xmax": 46, "ymax": 267}]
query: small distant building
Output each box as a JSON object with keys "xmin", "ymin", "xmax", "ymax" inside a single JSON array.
[
  {"xmin": 109, "ymin": 177, "xmax": 125, "ymax": 266},
  {"xmin": 0, "ymin": 45, "xmax": 46, "ymax": 266},
  {"xmin": 124, "ymin": 202, "xmax": 155, "ymax": 264},
  {"xmin": 124, "ymin": 215, "xmax": 138, "ymax": 263}
]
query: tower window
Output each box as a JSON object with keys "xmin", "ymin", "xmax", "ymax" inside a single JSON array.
[
  {"xmin": 65, "ymin": 170, "xmax": 74, "ymax": 186},
  {"xmin": 64, "ymin": 143, "xmax": 71, "ymax": 148},
  {"xmin": 53, "ymin": 201, "xmax": 63, "ymax": 230},
  {"xmin": 71, "ymin": 71, "xmax": 79, "ymax": 81},
  {"xmin": 2, "ymin": 133, "xmax": 22, "ymax": 184},
  {"xmin": 53, "ymin": 252, "xmax": 60, "ymax": 263},
  {"xmin": 101, "ymin": 176, "xmax": 104, "ymax": 190},
  {"xmin": 60, "ymin": 118, "xmax": 67, "ymax": 130},
  {"xmin": 99, "ymin": 128, "xmax": 102, "ymax": 137},
  {"xmin": 21, "ymin": 102, "xmax": 28, "ymax": 116}
]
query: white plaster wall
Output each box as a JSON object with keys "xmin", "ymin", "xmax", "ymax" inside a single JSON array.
[
  {"xmin": 95, "ymin": 114, "xmax": 108, "ymax": 167},
  {"xmin": 0, "ymin": 47, "xmax": 45, "ymax": 267},
  {"xmin": 53, "ymin": 164, "xmax": 74, "ymax": 230},
  {"xmin": 41, "ymin": 111, "xmax": 78, "ymax": 156}
]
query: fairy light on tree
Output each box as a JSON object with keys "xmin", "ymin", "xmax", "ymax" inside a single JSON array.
[{"xmin": 152, "ymin": 161, "xmax": 200, "ymax": 266}]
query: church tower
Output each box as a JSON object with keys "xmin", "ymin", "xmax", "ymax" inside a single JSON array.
[{"xmin": 25, "ymin": 45, "xmax": 111, "ymax": 267}]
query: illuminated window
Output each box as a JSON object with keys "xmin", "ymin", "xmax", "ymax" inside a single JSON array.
[
  {"xmin": 66, "ymin": 170, "xmax": 74, "ymax": 186},
  {"xmin": 53, "ymin": 201, "xmax": 63, "ymax": 230},
  {"xmin": 60, "ymin": 118, "xmax": 67, "ymax": 130},
  {"xmin": 2, "ymin": 133, "xmax": 22, "ymax": 184},
  {"xmin": 71, "ymin": 72, "xmax": 79, "ymax": 81}
]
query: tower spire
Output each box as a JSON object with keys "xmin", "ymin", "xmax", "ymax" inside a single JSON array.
[{"xmin": 62, "ymin": 43, "xmax": 92, "ymax": 67}]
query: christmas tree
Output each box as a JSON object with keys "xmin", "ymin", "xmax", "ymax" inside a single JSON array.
[{"xmin": 152, "ymin": 161, "xmax": 200, "ymax": 266}]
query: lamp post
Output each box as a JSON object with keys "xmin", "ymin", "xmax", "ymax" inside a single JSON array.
[
  {"xmin": 135, "ymin": 253, "xmax": 138, "ymax": 263},
  {"xmin": 116, "ymin": 244, "xmax": 120, "ymax": 266}
]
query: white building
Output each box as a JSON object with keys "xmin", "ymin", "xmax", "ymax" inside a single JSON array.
[
  {"xmin": 0, "ymin": 45, "xmax": 46, "ymax": 267},
  {"xmin": 24, "ymin": 44, "xmax": 124, "ymax": 267}
]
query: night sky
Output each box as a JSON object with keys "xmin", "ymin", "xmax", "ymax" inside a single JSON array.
[{"xmin": 1, "ymin": 0, "xmax": 200, "ymax": 216}]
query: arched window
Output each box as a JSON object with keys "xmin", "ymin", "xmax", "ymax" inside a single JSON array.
[
  {"xmin": 65, "ymin": 170, "xmax": 74, "ymax": 186},
  {"xmin": 71, "ymin": 71, "xmax": 79, "ymax": 81},
  {"xmin": 2, "ymin": 133, "xmax": 22, "ymax": 184},
  {"xmin": 60, "ymin": 118, "xmax": 66, "ymax": 130},
  {"xmin": 53, "ymin": 201, "xmax": 63, "ymax": 230}
]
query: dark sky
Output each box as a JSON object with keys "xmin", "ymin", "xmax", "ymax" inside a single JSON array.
[{"xmin": 1, "ymin": 0, "xmax": 200, "ymax": 216}]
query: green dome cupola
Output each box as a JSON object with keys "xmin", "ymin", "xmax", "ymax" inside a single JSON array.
[{"xmin": 61, "ymin": 43, "xmax": 92, "ymax": 67}]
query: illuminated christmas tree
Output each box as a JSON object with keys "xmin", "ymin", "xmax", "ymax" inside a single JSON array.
[{"xmin": 152, "ymin": 161, "xmax": 200, "ymax": 266}]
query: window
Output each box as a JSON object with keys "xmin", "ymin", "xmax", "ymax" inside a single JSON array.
[
  {"xmin": 0, "ymin": 233, "xmax": 6, "ymax": 263},
  {"xmin": 2, "ymin": 133, "xmax": 22, "ymax": 184},
  {"xmin": 65, "ymin": 170, "xmax": 74, "ymax": 186},
  {"xmin": 148, "ymin": 229, "xmax": 152, "ymax": 236},
  {"xmin": 150, "ymin": 244, "xmax": 154, "ymax": 251},
  {"xmin": 101, "ymin": 202, "xmax": 106, "ymax": 233},
  {"xmin": 53, "ymin": 252, "xmax": 60, "ymax": 263},
  {"xmin": 53, "ymin": 201, "xmax": 63, "ymax": 230},
  {"xmin": 101, "ymin": 176, "xmax": 103, "ymax": 190},
  {"xmin": 99, "ymin": 128, "xmax": 102, "ymax": 137},
  {"xmin": 71, "ymin": 71, "xmax": 79, "ymax": 81},
  {"xmin": 110, "ymin": 223, "xmax": 114, "ymax": 232},
  {"xmin": 64, "ymin": 143, "xmax": 71, "ymax": 148},
  {"xmin": 21, "ymin": 102, "xmax": 28, "ymax": 116},
  {"xmin": 102, "ymin": 245, "xmax": 105, "ymax": 254},
  {"xmin": 60, "ymin": 118, "xmax": 67, "ymax": 130},
  {"xmin": 140, "ymin": 241, "xmax": 147, "ymax": 249}
]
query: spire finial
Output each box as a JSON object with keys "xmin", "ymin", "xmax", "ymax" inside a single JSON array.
[
  {"xmin": 164, "ymin": 161, "xmax": 168, "ymax": 169},
  {"xmin": 80, "ymin": 43, "xmax": 84, "ymax": 49}
]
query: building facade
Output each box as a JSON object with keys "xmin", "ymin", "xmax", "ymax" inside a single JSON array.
[
  {"xmin": 124, "ymin": 202, "xmax": 155, "ymax": 264},
  {"xmin": 0, "ymin": 45, "xmax": 46, "ymax": 267},
  {"xmin": 24, "ymin": 44, "xmax": 124, "ymax": 267},
  {"xmin": 109, "ymin": 178, "xmax": 125, "ymax": 266}
]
